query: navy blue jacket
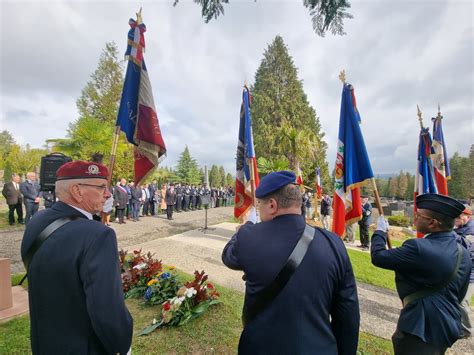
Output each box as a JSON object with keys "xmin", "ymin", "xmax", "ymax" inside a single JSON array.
[
  {"xmin": 20, "ymin": 180, "xmax": 42, "ymax": 202},
  {"xmin": 222, "ymin": 214, "xmax": 360, "ymax": 354},
  {"xmin": 455, "ymin": 219, "xmax": 474, "ymax": 283},
  {"xmin": 21, "ymin": 202, "xmax": 133, "ymax": 354},
  {"xmin": 371, "ymin": 230, "xmax": 471, "ymax": 347}
]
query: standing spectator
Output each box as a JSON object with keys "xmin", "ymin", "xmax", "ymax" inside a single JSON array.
[
  {"xmin": 165, "ymin": 183, "xmax": 176, "ymax": 220},
  {"xmin": 149, "ymin": 180, "xmax": 158, "ymax": 216},
  {"xmin": 126, "ymin": 181, "xmax": 132, "ymax": 220},
  {"xmin": 2, "ymin": 174, "xmax": 24, "ymax": 226},
  {"xmin": 320, "ymin": 193, "xmax": 332, "ymax": 230},
  {"xmin": 358, "ymin": 196, "xmax": 372, "ymax": 250},
  {"xmin": 20, "ymin": 172, "xmax": 42, "ymax": 224},
  {"xmin": 2, "ymin": 173, "xmax": 24, "ymax": 225},
  {"xmin": 142, "ymin": 183, "xmax": 150, "ymax": 216},
  {"xmin": 101, "ymin": 190, "xmax": 114, "ymax": 226},
  {"xmin": 160, "ymin": 183, "xmax": 167, "ymax": 215},
  {"xmin": 113, "ymin": 178, "xmax": 128, "ymax": 224},
  {"xmin": 345, "ymin": 223, "xmax": 356, "ymax": 243},
  {"xmin": 130, "ymin": 183, "xmax": 142, "ymax": 222},
  {"xmin": 455, "ymin": 206, "xmax": 474, "ymax": 337},
  {"xmin": 305, "ymin": 192, "xmax": 313, "ymax": 219}
]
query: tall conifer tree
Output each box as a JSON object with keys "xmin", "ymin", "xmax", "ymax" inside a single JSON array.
[
  {"xmin": 176, "ymin": 146, "xmax": 201, "ymax": 184},
  {"xmin": 251, "ymin": 36, "xmax": 330, "ymax": 187}
]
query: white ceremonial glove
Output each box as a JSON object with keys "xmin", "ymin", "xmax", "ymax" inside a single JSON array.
[
  {"xmin": 376, "ymin": 216, "xmax": 389, "ymax": 232},
  {"xmin": 247, "ymin": 206, "xmax": 258, "ymax": 224}
]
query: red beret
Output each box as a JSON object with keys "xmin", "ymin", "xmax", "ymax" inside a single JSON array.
[{"xmin": 56, "ymin": 160, "xmax": 109, "ymax": 180}]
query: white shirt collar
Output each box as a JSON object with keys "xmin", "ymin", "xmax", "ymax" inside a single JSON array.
[{"xmin": 68, "ymin": 204, "xmax": 93, "ymax": 220}]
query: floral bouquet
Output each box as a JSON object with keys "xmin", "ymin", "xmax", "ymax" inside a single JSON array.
[
  {"xmin": 119, "ymin": 249, "xmax": 163, "ymax": 298},
  {"xmin": 143, "ymin": 268, "xmax": 180, "ymax": 306},
  {"xmin": 139, "ymin": 270, "xmax": 220, "ymax": 335}
]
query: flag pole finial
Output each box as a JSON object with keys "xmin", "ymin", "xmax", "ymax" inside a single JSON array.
[
  {"xmin": 136, "ymin": 7, "xmax": 143, "ymax": 24},
  {"xmin": 437, "ymin": 103, "xmax": 442, "ymax": 119},
  {"xmin": 417, "ymin": 105, "xmax": 424, "ymax": 129},
  {"xmin": 339, "ymin": 70, "xmax": 346, "ymax": 84}
]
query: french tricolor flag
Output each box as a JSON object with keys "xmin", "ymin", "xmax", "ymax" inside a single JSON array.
[{"xmin": 116, "ymin": 17, "xmax": 166, "ymax": 184}]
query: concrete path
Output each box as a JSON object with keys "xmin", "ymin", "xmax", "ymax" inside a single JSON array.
[{"xmin": 128, "ymin": 222, "xmax": 473, "ymax": 354}]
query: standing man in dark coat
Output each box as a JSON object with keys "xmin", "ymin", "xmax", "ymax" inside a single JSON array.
[
  {"xmin": 371, "ymin": 194, "xmax": 471, "ymax": 354},
  {"xmin": 183, "ymin": 184, "xmax": 191, "ymax": 212},
  {"xmin": 20, "ymin": 172, "xmax": 42, "ymax": 224},
  {"xmin": 149, "ymin": 180, "xmax": 158, "ymax": 216},
  {"xmin": 2, "ymin": 173, "xmax": 24, "ymax": 225},
  {"xmin": 21, "ymin": 160, "xmax": 132, "ymax": 354},
  {"xmin": 358, "ymin": 196, "xmax": 372, "ymax": 249},
  {"xmin": 165, "ymin": 183, "xmax": 176, "ymax": 220},
  {"xmin": 222, "ymin": 171, "xmax": 359, "ymax": 354},
  {"xmin": 130, "ymin": 182, "xmax": 142, "ymax": 222},
  {"xmin": 113, "ymin": 178, "xmax": 129, "ymax": 224}
]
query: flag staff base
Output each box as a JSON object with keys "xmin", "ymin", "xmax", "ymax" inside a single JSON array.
[{"xmin": 108, "ymin": 126, "xmax": 121, "ymax": 185}]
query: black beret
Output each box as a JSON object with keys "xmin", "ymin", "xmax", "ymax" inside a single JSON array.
[
  {"xmin": 255, "ymin": 171, "xmax": 296, "ymax": 198},
  {"xmin": 416, "ymin": 193, "xmax": 465, "ymax": 218}
]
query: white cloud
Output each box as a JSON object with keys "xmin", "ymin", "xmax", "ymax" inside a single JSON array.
[{"xmin": 0, "ymin": 0, "xmax": 472, "ymax": 176}]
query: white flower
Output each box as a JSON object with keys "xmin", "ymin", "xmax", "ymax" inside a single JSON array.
[
  {"xmin": 152, "ymin": 318, "xmax": 157, "ymax": 325},
  {"xmin": 178, "ymin": 296, "xmax": 186, "ymax": 303},
  {"xmin": 133, "ymin": 263, "xmax": 147, "ymax": 270},
  {"xmin": 171, "ymin": 296, "xmax": 184, "ymax": 306},
  {"xmin": 185, "ymin": 287, "xmax": 197, "ymax": 298}
]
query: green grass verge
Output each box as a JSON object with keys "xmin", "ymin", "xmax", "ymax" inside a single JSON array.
[
  {"xmin": 348, "ymin": 249, "xmax": 396, "ymax": 291},
  {"xmin": 3, "ymin": 271, "xmax": 394, "ymax": 354}
]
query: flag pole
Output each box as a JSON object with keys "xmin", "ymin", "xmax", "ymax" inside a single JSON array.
[
  {"xmin": 108, "ymin": 126, "xmax": 121, "ymax": 185},
  {"xmin": 244, "ymin": 82, "xmax": 257, "ymax": 208}
]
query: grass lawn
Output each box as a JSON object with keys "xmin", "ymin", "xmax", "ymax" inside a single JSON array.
[
  {"xmin": 347, "ymin": 249, "xmax": 396, "ymax": 291},
  {"xmin": 2, "ymin": 272, "xmax": 394, "ymax": 354}
]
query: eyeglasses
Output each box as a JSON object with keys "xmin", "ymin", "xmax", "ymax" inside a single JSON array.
[
  {"xmin": 416, "ymin": 212, "xmax": 440, "ymax": 224},
  {"xmin": 78, "ymin": 183, "xmax": 108, "ymax": 193}
]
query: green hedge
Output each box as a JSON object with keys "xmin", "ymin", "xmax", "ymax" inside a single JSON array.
[{"xmin": 387, "ymin": 215, "xmax": 411, "ymax": 227}]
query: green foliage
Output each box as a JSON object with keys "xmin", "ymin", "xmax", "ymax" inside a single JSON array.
[
  {"xmin": 448, "ymin": 149, "xmax": 473, "ymax": 199},
  {"xmin": 251, "ymin": 36, "xmax": 330, "ymax": 189},
  {"xmin": 219, "ymin": 166, "xmax": 226, "ymax": 186},
  {"xmin": 0, "ymin": 130, "xmax": 15, "ymax": 171},
  {"xmin": 387, "ymin": 215, "xmax": 411, "ymax": 227},
  {"xmin": 397, "ymin": 170, "xmax": 408, "ymax": 199},
  {"xmin": 209, "ymin": 165, "xmax": 222, "ymax": 187},
  {"xmin": 3, "ymin": 144, "xmax": 48, "ymax": 179},
  {"xmin": 225, "ymin": 172, "xmax": 234, "ymax": 187},
  {"xmin": 175, "ymin": 146, "xmax": 201, "ymax": 184},
  {"xmin": 174, "ymin": 0, "xmax": 353, "ymax": 36},
  {"xmin": 257, "ymin": 156, "xmax": 290, "ymax": 175}
]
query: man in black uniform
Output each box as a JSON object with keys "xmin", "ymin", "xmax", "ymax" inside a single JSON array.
[
  {"xmin": 358, "ymin": 196, "xmax": 372, "ymax": 249},
  {"xmin": 371, "ymin": 194, "xmax": 471, "ymax": 354},
  {"xmin": 183, "ymin": 184, "xmax": 191, "ymax": 212},
  {"xmin": 21, "ymin": 160, "xmax": 132, "ymax": 354},
  {"xmin": 222, "ymin": 171, "xmax": 359, "ymax": 354}
]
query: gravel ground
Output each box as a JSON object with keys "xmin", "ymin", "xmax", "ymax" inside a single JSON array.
[{"xmin": 0, "ymin": 206, "xmax": 234, "ymax": 274}]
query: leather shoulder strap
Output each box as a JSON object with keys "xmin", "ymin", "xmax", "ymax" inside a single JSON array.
[
  {"xmin": 403, "ymin": 243, "xmax": 464, "ymax": 307},
  {"xmin": 242, "ymin": 224, "xmax": 316, "ymax": 326},
  {"xmin": 23, "ymin": 216, "xmax": 77, "ymax": 272}
]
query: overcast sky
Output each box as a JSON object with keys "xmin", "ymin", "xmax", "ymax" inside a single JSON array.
[{"xmin": 1, "ymin": 0, "xmax": 472, "ymax": 176}]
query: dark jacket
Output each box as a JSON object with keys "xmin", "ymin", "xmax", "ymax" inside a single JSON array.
[
  {"xmin": 130, "ymin": 186, "xmax": 143, "ymax": 202},
  {"xmin": 359, "ymin": 202, "xmax": 372, "ymax": 225},
  {"xmin": 455, "ymin": 219, "xmax": 474, "ymax": 283},
  {"xmin": 165, "ymin": 188, "xmax": 176, "ymax": 205},
  {"xmin": 222, "ymin": 214, "xmax": 360, "ymax": 354},
  {"xmin": 113, "ymin": 185, "xmax": 129, "ymax": 209},
  {"xmin": 21, "ymin": 202, "xmax": 132, "ymax": 354},
  {"xmin": 320, "ymin": 196, "xmax": 331, "ymax": 216},
  {"xmin": 20, "ymin": 180, "xmax": 42, "ymax": 202},
  {"xmin": 371, "ymin": 230, "xmax": 471, "ymax": 347},
  {"xmin": 2, "ymin": 181, "xmax": 22, "ymax": 205}
]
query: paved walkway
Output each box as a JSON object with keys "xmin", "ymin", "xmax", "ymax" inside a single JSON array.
[{"xmin": 128, "ymin": 222, "xmax": 473, "ymax": 354}]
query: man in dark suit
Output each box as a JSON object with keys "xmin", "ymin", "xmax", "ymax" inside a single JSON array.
[
  {"xmin": 165, "ymin": 183, "xmax": 176, "ymax": 220},
  {"xmin": 2, "ymin": 173, "xmax": 24, "ymax": 225},
  {"xmin": 222, "ymin": 171, "xmax": 359, "ymax": 354},
  {"xmin": 21, "ymin": 160, "xmax": 132, "ymax": 354},
  {"xmin": 371, "ymin": 194, "xmax": 471, "ymax": 354},
  {"xmin": 20, "ymin": 172, "xmax": 42, "ymax": 224},
  {"xmin": 113, "ymin": 178, "xmax": 129, "ymax": 224}
]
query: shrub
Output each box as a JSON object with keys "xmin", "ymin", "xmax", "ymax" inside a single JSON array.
[{"xmin": 387, "ymin": 215, "xmax": 411, "ymax": 227}]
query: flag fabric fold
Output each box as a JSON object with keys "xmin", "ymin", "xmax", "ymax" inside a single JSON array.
[
  {"xmin": 235, "ymin": 87, "xmax": 259, "ymax": 219},
  {"xmin": 431, "ymin": 113, "xmax": 450, "ymax": 195},
  {"xmin": 332, "ymin": 84, "xmax": 374, "ymax": 237},
  {"xmin": 414, "ymin": 127, "xmax": 438, "ymax": 237},
  {"xmin": 315, "ymin": 167, "xmax": 322, "ymax": 200},
  {"xmin": 296, "ymin": 162, "xmax": 303, "ymax": 185},
  {"xmin": 116, "ymin": 18, "xmax": 166, "ymax": 185}
]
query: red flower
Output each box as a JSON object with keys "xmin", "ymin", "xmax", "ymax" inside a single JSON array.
[
  {"xmin": 163, "ymin": 302, "xmax": 171, "ymax": 311},
  {"xmin": 206, "ymin": 283, "xmax": 214, "ymax": 289}
]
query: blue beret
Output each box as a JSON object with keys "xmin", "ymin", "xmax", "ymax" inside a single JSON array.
[
  {"xmin": 255, "ymin": 170, "xmax": 296, "ymax": 198},
  {"xmin": 416, "ymin": 193, "xmax": 465, "ymax": 218}
]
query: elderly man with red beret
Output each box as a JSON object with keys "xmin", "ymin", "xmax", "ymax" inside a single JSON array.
[{"xmin": 21, "ymin": 161, "xmax": 133, "ymax": 354}]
